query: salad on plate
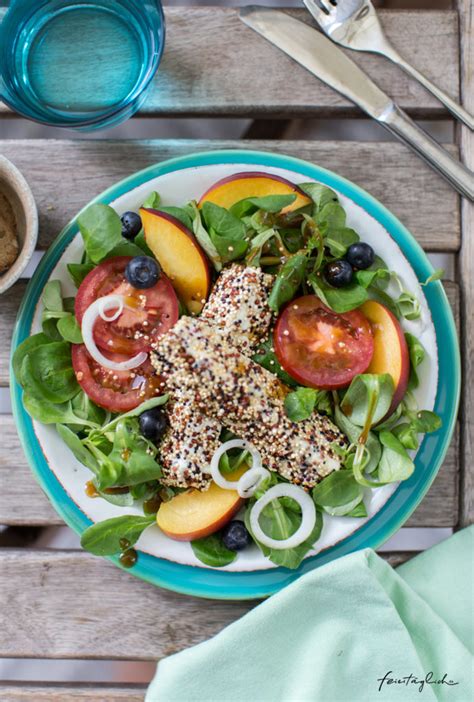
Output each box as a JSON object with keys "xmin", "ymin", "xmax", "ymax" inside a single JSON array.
[{"xmin": 13, "ymin": 171, "xmax": 442, "ymax": 571}]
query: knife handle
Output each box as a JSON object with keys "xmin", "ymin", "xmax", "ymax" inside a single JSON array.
[{"xmin": 380, "ymin": 105, "xmax": 474, "ymax": 201}]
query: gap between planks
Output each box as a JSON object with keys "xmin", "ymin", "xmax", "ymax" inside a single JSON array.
[{"xmin": 0, "ymin": 139, "xmax": 461, "ymax": 252}]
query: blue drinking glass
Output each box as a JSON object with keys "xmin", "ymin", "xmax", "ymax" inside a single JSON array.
[{"xmin": 0, "ymin": 0, "xmax": 165, "ymax": 130}]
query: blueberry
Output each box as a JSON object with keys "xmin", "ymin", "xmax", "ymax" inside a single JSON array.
[
  {"xmin": 222, "ymin": 520, "xmax": 251, "ymax": 551},
  {"xmin": 324, "ymin": 259, "xmax": 353, "ymax": 287},
  {"xmin": 121, "ymin": 211, "xmax": 142, "ymax": 240},
  {"xmin": 346, "ymin": 242, "xmax": 375, "ymax": 270},
  {"xmin": 139, "ymin": 408, "xmax": 167, "ymax": 443},
  {"xmin": 125, "ymin": 256, "xmax": 161, "ymax": 289}
]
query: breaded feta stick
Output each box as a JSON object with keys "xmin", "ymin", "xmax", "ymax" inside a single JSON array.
[
  {"xmin": 153, "ymin": 317, "xmax": 346, "ymax": 489},
  {"xmin": 159, "ymin": 389, "xmax": 221, "ymax": 490},
  {"xmin": 158, "ymin": 265, "xmax": 274, "ymax": 490},
  {"xmin": 201, "ymin": 264, "xmax": 274, "ymax": 354}
]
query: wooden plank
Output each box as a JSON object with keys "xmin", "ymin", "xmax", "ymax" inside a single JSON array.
[
  {"xmin": 0, "ymin": 549, "xmax": 413, "ymax": 659},
  {"xmin": 0, "ymin": 416, "xmax": 61, "ymax": 525},
  {"xmin": 0, "ymin": 139, "xmax": 460, "ymax": 253},
  {"xmin": 0, "ymin": 282, "xmax": 460, "ymax": 527},
  {"xmin": 0, "ymin": 684, "xmax": 145, "ymax": 702},
  {"xmin": 457, "ymin": 0, "xmax": 474, "ymax": 528},
  {"xmin": 0, "ymin": 9, "xmax": 460, "ymax": 118}
]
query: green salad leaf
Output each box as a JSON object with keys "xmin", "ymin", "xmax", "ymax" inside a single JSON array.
[
  {"xmin": 346, "ymin": 501, "xmax": 367, "ymax": 518},
  {"xmin": 70, "ymin": 391, "xmax": 106, "ymax": 427},
  {"xmin": 23, "ymin": 394, "xmax": 99, "ymax": 427},
  {"xmin": 377, "ymin": 431, "xmax": 415, "ymax": 482},
  {"xmin": 41, "ymin": 280, "xmax": 72, "ymax": 339},
  {"xmin": 57, "ymin": 315, "xmax": 83, "ymax": 344},
  {"xmin": 392, "ymin": 422, "xmax": 419, "ymax": 450},
  {"xmin": 405, "ymin": 333, "xmax": 425, "ymax": 390},
  {"xmin": 191, "ymin": 534, "xmax": 237, "ymax": 567},
  {"xmin": 12, "ymin": 333, "xmax": 50, "ymax": 383},
  {"xmin": 142, "ymin": 191, "xmax": 161, "ymax": 209},
  {"xmin": 159, "ymin": 206, "xmax": 193, "ymax": 231},
  {"xmin": 189, "ymin": 201, "xmax": 222, "ymax": 271},
  {"xmin": 324, "ymin": 227, "xmax": 360, "ymax": 258},
  {"xmin": 396, "ymin": 291, "xmax": 421, "ymax": 320},
  {"xmin": 312, "ymin": 470, "xmax": 363, "ymax": 517},
  {"xmin": 245, "ymin": 497, "xmax": 323, "ymax": 570},
  {"xmin": 230, "ymin": 194, "xmax": 296, "ymax": 219},
  {"xmin": 246, "ymin": 228, "xmax": 278, "ymax": 268},
  {"xmin": 268, "ymin": 253, "xmax": 307, "ymax": 313},
  {"xmin": 67, "ymin": 262, "xmax": 94, "ymax": 287},
  {"xmin": 56, "ymin": 424, "xmax": 100, "ymax": 474},
  {"xmin": 309, "ymin": 274, "xmax": 368, "ymax": 313},
  {"xmin": 104, "ymin": 240, "xmax": 147, "ymax": 260},
  {"xmin": 284, "ymin": 387, "xmax": 331, "ymax": 422},
  {"xmin": 341, "ymin": 374, "xmax": 394, "ymax": 428},
  {"xmin": 201, "ymin": 202, "xmax": 246, "ymax": 241},
  {"xmin": 209, "ymin": 230, "xmax": 248, "ymax": 263},
  {"xmin": 252, "ymin": 337, "xmax": 297, "ymax": 387},
  {"xmin": 422, "ymin": 268, "xmax": 444, "ymax": 286},
  {"xmin": 77, "ymin": 204, "xmax": 123, "ymax": 263},
  {"xmin": 21, "ymin": 343, "xmax": 79, "ymax": 404},
  {"xmin": 300, "ymin": 183, "xmax": 338, "ymax": 214},
  {"xmin": 42, "ymin": 280, "xmax": 63, "ymax": 312},
  {"xmin": 81, "ymin": 514, "xmax": 155, "ymax": 556}
]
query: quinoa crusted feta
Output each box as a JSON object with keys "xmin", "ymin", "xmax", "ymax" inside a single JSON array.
[
  {"xmin": 201, "ymin": 264, "xmax": 274, "ymax": 353},
  {"xmin": 160, "ymin": 390, "xmax": 221, "ymax": 490},
  {"xmin": 158, "ymin": 265, "xmax": 275, "ymax": 490},
  {"xmin": 152, "ymin": 317, "xmax": 346, "ymax": 489}
]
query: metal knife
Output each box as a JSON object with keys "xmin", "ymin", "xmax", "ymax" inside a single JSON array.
[{"xmin": 240, "ymin": 6, "xmax": 474, "ymax": 202}]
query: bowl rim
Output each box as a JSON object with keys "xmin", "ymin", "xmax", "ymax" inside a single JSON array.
[
  {"xmin": 10, "ymin": 149, "xmax": 461, "ymax": 599},
  {"xmin": 0, "ymin": 155, "xmax": 39, "ymax": 294}
]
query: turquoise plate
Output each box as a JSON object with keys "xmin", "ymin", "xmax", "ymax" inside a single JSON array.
[{"xmin": 10, "ymin": 150, "xmax": 460, "ymax": 600}]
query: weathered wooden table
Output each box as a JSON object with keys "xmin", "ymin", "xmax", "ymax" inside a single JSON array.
[{"xmin": 0, "ymin": 4, "xmax": 472, "ymax": 700}]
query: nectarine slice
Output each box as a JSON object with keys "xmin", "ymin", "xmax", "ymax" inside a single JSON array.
[
  {"xmin": 360, "ymin": 300, "xmax": 410, "ymax": 416},
  {"xmin": 156, "ymin": 467, "xmax": 247, "ymax": 542},
  {"xmin": 140, "ymin": 208, "xmax": 211, "ymax": 315},
  {"xmin": 198, "ymin": 172, "xmax": 312, "ymax": 214}
]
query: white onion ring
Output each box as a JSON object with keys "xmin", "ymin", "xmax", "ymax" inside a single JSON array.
[
  {"xmin": 81, "ymin": 294, "xmax": 148, "ymax": 371},
  {"xmin": 237, "ymin": 466, "xmax": 270, "ymax": 498},
  {"xmin": 250, "ymin": 484, "xmax": 316, "ymax": 550},
  {"xmin": 207, "ymin": 439, "xmax": 262, "ymax": 491},
  {"xmin": 98, "ymin": 295, "xmax": 123, "ymax": 322}
]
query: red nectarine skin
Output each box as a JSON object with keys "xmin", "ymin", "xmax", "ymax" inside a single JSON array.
[
  {"xmin": 140, "ymin": 208, "xmax": 211, "ymax": 315},
  {"xmin": 198, "ymin": 172, "xmax": 312, "ymax": 213},
  {"xmin": 360, "ymin": 300, "xmax": 410, "ymax": 416}
]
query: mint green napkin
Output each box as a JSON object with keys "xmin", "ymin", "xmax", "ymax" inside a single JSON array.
[{"xmin": 146, "ymin": 527, "xmax": 473, "ymax": 702}]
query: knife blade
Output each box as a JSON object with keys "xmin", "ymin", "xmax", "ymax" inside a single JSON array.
[
  {"xmin": 240, "ymin": 6, "xmax": 474, "ymax": 201},
  {"xmin": 241, "ymin": 5, "xmax": 392, "ymax": 121}
]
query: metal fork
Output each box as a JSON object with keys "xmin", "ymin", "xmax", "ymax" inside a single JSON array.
[{"xmin": 304, "ymin": 0, "xmax": 474, "ymax": 130}]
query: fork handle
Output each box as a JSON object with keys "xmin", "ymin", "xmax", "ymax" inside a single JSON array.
[
  {"xmin": 385, "ymin": 49, "xmax": 474, "ymax": 131},
  {"xmin": 380, "ymin": 104, "xmax": 474, "ymax": 201}
]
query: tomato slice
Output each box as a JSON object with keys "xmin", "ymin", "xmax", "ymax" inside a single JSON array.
[
  {"xmin": 274, "ymin": 295, "xmax": 374, "ymax": 390},
  {"xmin": 75, "ymin": 257, "xmax": 179, "ymax": 355},
  {"xmin": 71, "ymin": 344, "xmax": 164, "ymax": 412}
]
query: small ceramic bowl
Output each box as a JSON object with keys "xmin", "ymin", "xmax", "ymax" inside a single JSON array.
[{"xmin": 0, "ymin": 155, "xmax": 38, "ymax": 295}]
